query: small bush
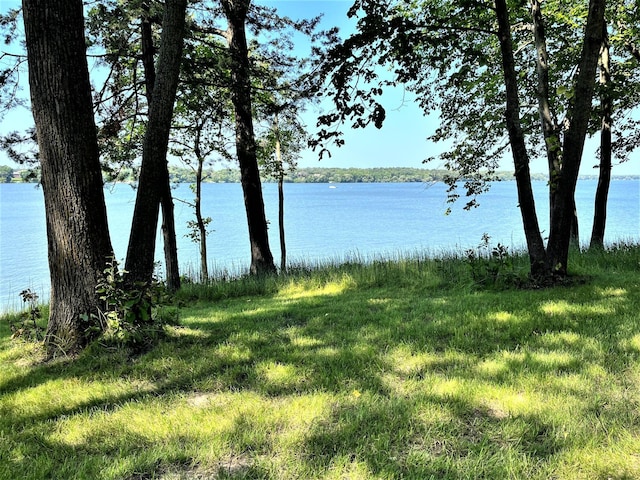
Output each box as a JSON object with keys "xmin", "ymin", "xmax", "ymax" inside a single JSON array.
[
  {"xmin": 86, "ymin": 258, "xmax": 178, "ymax": 351},
  {"xmin": 465, "ymin": 233, "xmax": 522, "ymax": 288}
]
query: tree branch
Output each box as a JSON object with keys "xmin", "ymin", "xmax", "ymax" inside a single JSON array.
[{"xmin": 192, "ymin": 24, "xmax": 230, "ymax": 42}]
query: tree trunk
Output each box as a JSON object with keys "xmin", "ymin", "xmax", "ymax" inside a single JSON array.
[
  {"xmin": 278, "ymin": 173, "xmax": 286, "ymax": 272},
  {"xmin": 531, "ymin": 0, "xmax": 561, "ymax": 216},
  {"xmin": 161, "ymin": 190, "xmax": 181, "ymax": 291},
  {"xmin": 590, "ymin": 25, "xmax": 612, "ymax": 249},
  {"xmin": 194, "ymin": 133, "xmax": 209, "ymax": 282},
  {"xmin": 141, "ymin": 2, "xmax": 156, "ymax": 98},
  {"xmin": 126, "ymin": 0, "xmax": 187, "ymax": 288},
  {"xmin": 141, "ymin": 2, "xmax": 182, "ymax": 291},
  {"xmin": 570, "ymin": 198, "xmax": 580, "ymax": 248},
  {"xmin": 222, "ymin": 0, "xmax": 276, "ymax": 275},
  {"xmin": 274, "ymin": 115, "xmax": 287, "ymax": 272},
  {"xmin": 495, "ymin": 0, "xmax": 548, "ymax": 279},
  {"xmin": 546, "ymin": 0, "xmax": 606, "ymax": 276},
  {"xmin": 531, "ymin": 0, "xmax": 581, "ymax": 250},
  {"xmin": 23, "ymin": 0, "xmax": 114, "ymax": 355}
]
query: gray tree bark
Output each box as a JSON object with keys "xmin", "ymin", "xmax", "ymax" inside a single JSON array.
[
  {"xmin": 126, "ymin": 0, "xmax": 187, "ymax": 288},
  {"xmin": 496, "ymin": 0, "xmax": 605, "ymax": 280},
  {"xmin": 139, "ymin": 1, "xmax": 182, "ymax": 292},
  {"xmin": 22, "ymin": 0, "xmax": 114, "ymax": 355},
  {"xmin": 495, "ymin": 0, "xmax": 548, "ymax": 278},
  {"xmin": 221, "ymin": 0, "xmax": 276, "ymax": 275},
  {"xmin": 590, "ymin": 25, "xmax": 612, "ymax": 249},
  {"xmin": 546, "ymin": 0, "xmax": 606, "ymax": 275}
]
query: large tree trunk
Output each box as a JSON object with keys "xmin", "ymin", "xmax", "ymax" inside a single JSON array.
[
  {"xmin": 495, "ymin": 0, "xmax": 547, "ymax": 279},
  {"xmin": 546, "ymin": 0, "xmax": 606, "ymax": 276},
  {"xmin": 141, "ymin": 2, "xmax": 182, "ymax": 292},
  {"xmin": 590, "ymin": 25, "xmax": 612, "ymax": 249},
  {"xmin": 23, "ymin": 0, "xmax": 114, "ymax": 355},
  {"xmin": 222, "ymin": 0, "xmax": 276, "ymax": 275},
  {"xmin": 126, "ymin": 0, "xmax": 187, "ymax": 288}
]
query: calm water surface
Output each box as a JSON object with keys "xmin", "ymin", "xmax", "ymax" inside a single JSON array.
[{"xmin": 1, "ymin": 179, "xmax": 638, "ymax": 310}]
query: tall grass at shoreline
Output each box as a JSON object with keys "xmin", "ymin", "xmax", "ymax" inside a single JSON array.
[
  {"xmin": 177, "ymin": 243, "xmax": 533, "ymax": 302},
  {"xmin": 1, "ymin": 244, "xmax": 639, "ymax": 479}
]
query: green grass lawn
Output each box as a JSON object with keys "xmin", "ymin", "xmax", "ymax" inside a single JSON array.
[{"xmin": 1, "ymin": 245, "xmax": 639, "ymax": 479}]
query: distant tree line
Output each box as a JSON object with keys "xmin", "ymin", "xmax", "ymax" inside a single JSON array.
[
  {"xmin": 147, "ymin": 166, "xmax": 640, "ymax": 184},
  {"xmin": 269, "ymin": 168, "xmax": 570, "ymax": 184},
  {"xmin": 167, "ymin": 167, "xmax": 640, "ymax": 184},
  {"xmin": 1, "ymin": 165, "xmax": 637, "ymax": 185},
  {"xmin": 115, "ymin": 166, "xmax": 549, "ymax": 184}
]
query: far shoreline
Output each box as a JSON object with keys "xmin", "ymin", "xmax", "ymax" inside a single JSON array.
[{"xmin": 2, "ymin": 166, "xmax": 638, "ymax": 185}]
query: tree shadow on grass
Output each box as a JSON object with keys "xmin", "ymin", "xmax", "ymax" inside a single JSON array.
[
  {"xmin": 301, "ymin": 397, "xmax": 564, "ymax": 479},
  {"xmin": 1, "ymin": 274, "xmax": 639, "ymax": 478}
]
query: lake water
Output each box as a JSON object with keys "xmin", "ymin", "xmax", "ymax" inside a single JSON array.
[{"xmin": 1, "ymin": 179, "xmax": 638, "ymax": 311}]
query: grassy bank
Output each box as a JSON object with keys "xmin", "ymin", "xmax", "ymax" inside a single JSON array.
[{"xmin": 1, "ymin": 245, "xmax": 639, "ymax": 479}]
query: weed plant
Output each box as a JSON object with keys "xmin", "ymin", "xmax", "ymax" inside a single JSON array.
[
  {"xmin": 5, "ymin": 289, "xmax": 45, "ymax": 341},
  {"xmin": 1, "ymin": 244, "xmax": 639, "ymax": 479}
]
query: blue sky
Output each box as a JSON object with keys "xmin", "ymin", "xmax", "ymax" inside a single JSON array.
[
  {"xmin": 257, "ymin": 0, "xmax": 455, "ymax": 172},
  {"xmin": 259, "ymin": 0, "xmax": 637, "ymax": 176},
  {"xmin": 1, "ymin": 0, "xmax": 637, "ymax": 176}
]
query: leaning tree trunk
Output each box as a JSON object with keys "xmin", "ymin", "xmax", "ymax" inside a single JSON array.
[
  {"xmin": 141, "ymin": 2, "xmax": 182, "ymax": 292},
  {"xmin": 23, "ymin": 0, "xmax": 114, "ymax": 355},
  {"xmin": 126, "ymin": 0, "xmax": 187, "ymax": 288},
  {"xmin": 494, "ymin": 0, "xmax": 548, "ymax": 279},
  {"xmin": 222, "ymin": 0, "xmax": 276, "ymax": 275},
  {"xmin": 140, "ymin": 1, "xmax": 182, "ymax": 292},
  {"xmin": 546, "ymin": 0, "xmax": 606, "ymax": 276},
  {"xmin": 590, "ymin": 25, "xmax": 612, "ymax": 250}
]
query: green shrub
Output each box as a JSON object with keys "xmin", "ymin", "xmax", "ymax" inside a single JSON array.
[
  {"xmin": 464, "ymin": 233, "xmax": 522, "ymax": 287},
  {"xmin": 86, "ymin": 258, "xmax": 178, "ymax": 351}
]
